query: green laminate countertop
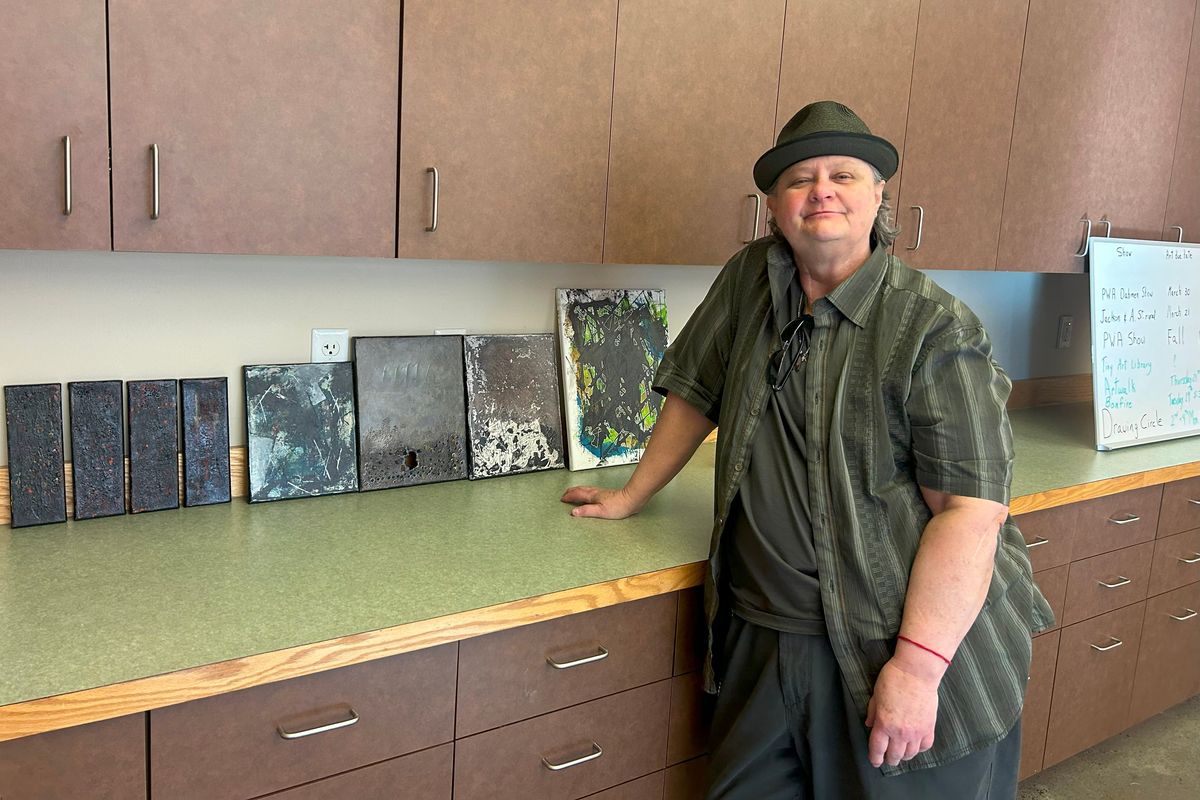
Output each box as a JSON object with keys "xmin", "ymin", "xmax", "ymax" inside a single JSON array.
[{"xmin": 2, "ymin": 404, "xmax": 1199, "ymax": 721}]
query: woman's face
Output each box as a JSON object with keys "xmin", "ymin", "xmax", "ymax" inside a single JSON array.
[{"xmin": 766, "ymin": 155, "xmax": 883, "ymax": 252}]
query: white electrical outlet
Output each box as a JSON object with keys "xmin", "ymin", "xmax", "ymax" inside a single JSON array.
[
  {"xmin": 1056, "ymin": 315, "xmax": 1074, "ymax": 349},
  {"xmin": 311, "ymin": 328, "xmax": 350, "ymax": 362}
]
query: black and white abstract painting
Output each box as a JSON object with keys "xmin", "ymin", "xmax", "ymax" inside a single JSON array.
[{"xmin": 464, "ymin": 334, "xmax": 564, "ymax": 479}]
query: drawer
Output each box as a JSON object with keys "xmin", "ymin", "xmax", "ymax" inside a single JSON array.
[
  {"xmin": 454, "ymin": 679, "xmax": 671, "ymax": 800},
  {"xmin": 1148, "ymin": 529, "xmax": 1200, "ymax": 596},
  {"xmin": 1062, "ymin": 541, "xmax": 1154, "ymax": 626},
  {"xmin": 1043, "ymin": 602, "xmax": 1145, "ymax": 769},
  {"xmin": 0, "ymin": 714, "xmax": 146, "ymax": 799},
  {"xmin": 667, "ymin": 672, "xmax": 712, "ymax": 766},
  {"xmin": 674, "ymin": 586, "xmax": 705, "ymax": 675},
  {"xmin": 457, "ymin": 593, "xmax": 676, "ymax": 736},
  {"xmin": 150, "ymin": 644, "xmax": 457, "ymax": 800},
  {"xmin": 580, "ymin": 772, "xmax": 665, "ymax": 800},
  {"xmin": 1128, "ymin": 582, "xmax": 1200, "ymax": 726},
  {"xmin": 1032, "ymin": 565, "xmax": 1068, "ymax": 635},
  {"xmin": 664, "ymin": 756, "xmax": 709, "ymax": 800},
  {"xmin": 1159, "ymin": 476, "xmax": 1200, "ymax": 536},
  {"xmin": 1071, "ymin": 486, "xmax": 1162, "ymax": 560},
  {"xmin": 1015, "ymin": 503, "xmax": 1077, "ymax": 571},
  {"xmin": 1018, "ymin": 630, "xmax": 1059, "ymax": 781},
  {"xmin": 266, "ymin": 743, "xmax": 453, "ymax": 800}
]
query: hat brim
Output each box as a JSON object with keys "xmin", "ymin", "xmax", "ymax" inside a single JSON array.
[{"xmin": 753, "ymin": 131, "xmax": 898, "ymax": 192}]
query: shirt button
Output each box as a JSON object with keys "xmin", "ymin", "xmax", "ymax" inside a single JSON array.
[
  {"xmin": 734, "ymin": 462, "xmax": 744, "ymax": 472},
  {"xmin": 814, "ymin": 452, "xmax": 822, "ymax": 464},
  {"xmin": 750, "ymin": 406, "xmax": 760, "ymax": 416}
]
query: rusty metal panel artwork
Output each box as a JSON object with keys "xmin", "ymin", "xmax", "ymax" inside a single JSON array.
[
  {"xmin": 128, "ymin": 379, "xmax": 180, "ymax": 513},
  {"xmin": 4, "ymin": 383, "xmax": 67, "ymax": 528},
  {"xmin": 181, "ymin": 377, "xmax": 231, "ymax": 507},
  {"xmin": 68, "ymin": 380, "xmax": 126, "ymax": 520}
]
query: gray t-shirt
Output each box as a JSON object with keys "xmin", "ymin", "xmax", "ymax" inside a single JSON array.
[{"xmin": 726, "ymin": 269, "xmax": 824, "ymax": 635}]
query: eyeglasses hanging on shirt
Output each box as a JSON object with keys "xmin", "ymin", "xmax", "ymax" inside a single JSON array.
[{"xmin": 769, "ymin": 313, "xmax": 814, "ymax": 391}]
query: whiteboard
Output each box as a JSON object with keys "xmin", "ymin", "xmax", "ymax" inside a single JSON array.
[{"xmin": 1089, "ymin": 237, "xmax": 1200, "ymax": 450}]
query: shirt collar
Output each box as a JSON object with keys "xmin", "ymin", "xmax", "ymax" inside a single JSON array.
[{"xmin": 766, "ymin": 239, "xmax": 889, "ymax": 329}]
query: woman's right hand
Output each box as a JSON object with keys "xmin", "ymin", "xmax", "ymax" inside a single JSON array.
[{"xmin": 560, "ymin": 485, "xmax": 643, "ymax": 519}]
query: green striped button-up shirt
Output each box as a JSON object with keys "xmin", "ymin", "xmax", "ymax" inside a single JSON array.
[{"xmin": 653, "ymin": 239, "xmax": 1054, "ymax": 775}]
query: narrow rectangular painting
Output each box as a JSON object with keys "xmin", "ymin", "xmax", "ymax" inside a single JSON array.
[
  {"xmin": 556, "ymin": 288, "xmax": 668, "ymax": 470},
  {"xmin": 464, "ymin": 334, "xmax": 564, "ymax": 479},
  {"xmin": 244, "ymin": 363, "xmax": 358, "ymax": 502},
  {"xmin": 68, "ymin": 380, "xmax": 126, "ymax": 520},
  {"xmin": 128, "ymin": 379, "xmax": 180, "ymax": 513},
  {"xmin": 4, "ymin": 383, "xmax": 67, "ymax": 527},
  {"xmin": 354, "ymin": 336, "xmax": 468, "ymax": 490},
  {"xmin": 181, "ymin": 377, "xmax": 231, "ymax": 507}
]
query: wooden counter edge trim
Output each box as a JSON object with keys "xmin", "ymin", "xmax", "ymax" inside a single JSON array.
[
  {"xmin": 1009, "ymin": 460, "xmax": 1200, "ymax": 515},
  {"xmin": 0, "ymin": 560, "xmax": 706, "ymax": 743}
]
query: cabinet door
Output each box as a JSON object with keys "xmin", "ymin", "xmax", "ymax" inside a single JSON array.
[
  {"xmin": 0, "ymin": 714, "xmax": 146, "ymax": 799},
  {"xmin": 997, "ymin": 0, "xmax": 1196, "ymax": 272},
  {"xmin": 398, "ymin": 0, "xmax": 616, "ymax": 263},
  {"xmin": 0, "ymin": 0, "xmax": 110, "ymax": 251},
  {"xmin": 1061, "ymin": 541, "xmax": 1153, "ymax": 626},
  {"xmin": 1127, "ymin": 582, "xmax": 1200, "ymax": 726},
  {"xmin": 1158, "ymin": 475, "xmax": 1200, "ymax": 536},
  {"xmin": 109, "ymin": 0, "xmax": 400, "ymax": 257},
  {"xmin": 1163, "ymin": 12, "xmax": 1200, "ymax": 243},
  {"xmin": 1015, "ymin": 503, "xmax": 1078, "ymax": 572},
  {"xmin": 1070, "ymin": 485, "xmax": 1162, "ymax": 561},
  {"xmin": 893, "ymin": 0, "xmax": 1028, "ymax": 269},
  {"xmin": 775, "ymin": 0, "xmax": 920, "ymax": 193},
  {"xmin": 266, "ymin": 743, "xmax": 453, "ymax": 800},
  {"xmin": 1147, "ymin": 529, "xmax": 1200, "ymax": 597},
  {"xmin": 1043, "ymin": 602, "xmax": 1145, "ymax": 768},
  {"xmin": 603, "ymin": 0, "xmax": 784, "ymax": 266},
  {"xmin": 1018, "ymin": 630, "xmax": 1060, "ymax": 781}
]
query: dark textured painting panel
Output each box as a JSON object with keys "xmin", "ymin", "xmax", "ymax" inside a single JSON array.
[
  {"xmin": 181, "ymin": 378, "xmax": 231, "ymax": 507},
  {"xmin": 128, "ymin": 379, "xmax": 180, "ymax": 514},
  {"xmin": 464, "ymin": 334, "xmax": 564, "ymax": 479},
  {"xmin": 556, "ymin": 288, "xmax": 668, "ymax": 470},
  {"xmin": 4, "ymin": 384, "xmax": 67, "ymax": 528},
  {"xmin": 244, "ymin": 363, "xmax": 358, "ymax": 502},
  {"xmin": 68, "ymin": 380, "xmax": 126, "ymax": 520},
  {"xmin": 354, "ymin": 336, "xmax": 468, "ymax": 490}
]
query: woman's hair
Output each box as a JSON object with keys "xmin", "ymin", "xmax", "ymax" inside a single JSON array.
[{"xmin": 766, "ymin": 164, "xmax": 899, "ymax": 249}]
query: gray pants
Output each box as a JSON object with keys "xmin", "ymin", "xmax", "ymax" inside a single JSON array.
[{"xmin": 706, "ymin": 616, "xmax": 1020, "ymax": 800}]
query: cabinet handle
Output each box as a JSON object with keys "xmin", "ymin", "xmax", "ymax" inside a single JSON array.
[
  {"xmin": 1169, "ymin": 225, "xmax": 1184, "ymax": 243},
  {"xmin": 743, "ymin": 193, "xmax": 761, "ymax": 243},
  {"xmin": 1177, "ymin": 553, "xmax": 1200, "ymax": 565},
  {"xmin": 1169, "ymin": 608, "xmax": 1198, "ymax": 622},
  {"xmin": 1025, "ymin": 536, "xmax": 1049, "ymax": 549},
  {"xmin": 425, "ymin": 166, "xmax": 439, "ymax": 232},
  {"xmin": 1107, "ymin": 513, "xmax": 1141, "ymax": 525},
  {"xmin": 1097, "ymin": 575, "xmax": 1132, "ymax": 589},
  {"xmin": 546, "ymin": 645, "xmax": 609, "ymax": 669},
  {"xmin": 1090, "ymin": 637, "xmax": 1123, "ymax": 652},
  {"xmin": 277, "ymin": 707, "xmax": 359, "ymax": 739},
  {"xmin": 905, "ymin": 205, "xmax": 925, "ymax": 251},
  {"xmin": 62, "ymin": 135, "xmax": 72, "ymax": 216},
  {"xmin": 541, "ymin": 741, "xmax": 603, "ymax": 771},
  {"xmin": 1075, "ymin": 218, "xmax": 1093, "ymax": 257},
  {"xmin": 1187, "ymin": 498, "xmax": 1200, "ymax": 506},
  {"xmin": 150, "ymin": 144, "xmax": 160, "ymax": 220},
  {"xmin": 1098, "ymin": 217, "xmax": 1112, "ymax": 237}
]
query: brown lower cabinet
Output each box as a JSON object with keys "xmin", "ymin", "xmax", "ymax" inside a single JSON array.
[
  {"xmin": 1128, "ymin": 581, "xmax": 1200, "ymax": 726},
  {"xmin": 454, "ymin": 679, "xmax": 671, "ymax": 800},
  {"xmin": 1018, "ymin": 630, "xmax": 1060, "ymax": 780},
  {"xmin": 0, "ymin": 714, "xmax": 145, "ymax": 799},
  {"xmin": 582, "ymin": 771, "xmax": 667, "ymax": 800},
  {"xmin": 1042, "ymin": 602, "xmax": 1146, "ymax": 768},
  {"xmin": 264, "ymin": 743, "xmax": 453, "ymax": 800},
  {"xmin": 665, "ymin": 756, "xmax": 709, "ymax": 800}
]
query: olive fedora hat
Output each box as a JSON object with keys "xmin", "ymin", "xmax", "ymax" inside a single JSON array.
[{"xmin": 753, "ymin": 100, "xmax": 898, "ymax": 192}]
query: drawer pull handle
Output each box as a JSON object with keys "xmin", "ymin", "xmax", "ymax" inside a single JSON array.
[
  {"xmin": 277, "ymin": 707, "xmax": 359, "ymax": 740},
  {"xmin": 1107, "ymin": 514, "xmax": 1141, "ymax": 525},
  {"xmin": 1090, "ymin": 637, "xmax": 1123, "ymax": 652},
  {"xmin": 62, "ymin": 135, "xmax": 72, "ymax": 216},
  {"xmin": 542, "ymin": 741, "xmax": 603, "ymax": 771},
  {"xmin": 1025, "ymin": 536, "xmax": 1049, "ymax": 549},
  {"xmin": 1169, "ymin": 608, "xmax": 1198, "ymax": 622},
  {"xmin": 1097, "ymin": 575, "xmax": 1132, "ymax": 589},
  {"xmin": 743, "ymin": 193, "xmax": 761, "ymax": 243},
  {"xmin": 1188, "ymin": 498, "xmax": 1200, "ymax": 506},
  {"xmin": 150, "ymin": 143, "xmax": 160, "ymax": 220},
  {"xmin": 547, "ymin": 646, "xmax": 609, "ymax": 670},
  {"xmin": 425, "ymin": 166, "xmax": 439, "ymax": 232},
  {"xmin": 1178, "ymin": 553, "xmax": 1200, "ymax": 565}
]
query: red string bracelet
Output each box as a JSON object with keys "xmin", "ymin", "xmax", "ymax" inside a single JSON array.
[{"xmin": 897, "ymin": 634, "xmax": 952, "ymax": 666}]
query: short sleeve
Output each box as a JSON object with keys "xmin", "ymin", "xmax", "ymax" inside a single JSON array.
[
  {"xmin": 652, "ymin": 247, "xmax": 747, "ymax": 423},
  {"xmin": 907, "ymin": 325, "xmax": 1014, "ymax": 504}
]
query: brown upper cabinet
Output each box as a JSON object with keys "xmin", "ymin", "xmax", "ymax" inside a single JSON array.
[
  {"xmin": 776, "ymin": 0, "xmax": 920, "ymax": 197},
  {"xmin": 0, "ymin": 0, "xmax": 110, "ymax": 251},
  {"xmin": 108, "ymin": 0, "xmax": 400, "ymax": 257},
  {"xmin": 602, "ymin": 0, "xmax": 785, "ymax": 266},
  {"xmin": 1163, "ymin": 11, "xmax": 1200, "ymax": 244},
  {"xmin": 894, "ymin": 0, "xmax": 1029, "ymax": 270},
  {"xmin": 397, "ymin": 0, "xmax": 617, "ymax": 263},
  {"xmin": 997, "ymin": 0, "xmax": 1197, "ymax": 272}
]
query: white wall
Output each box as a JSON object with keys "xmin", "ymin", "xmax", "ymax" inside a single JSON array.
[{"xmin": 0, "ymin": 248, "xmax": 1091, "ymax": 461}]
